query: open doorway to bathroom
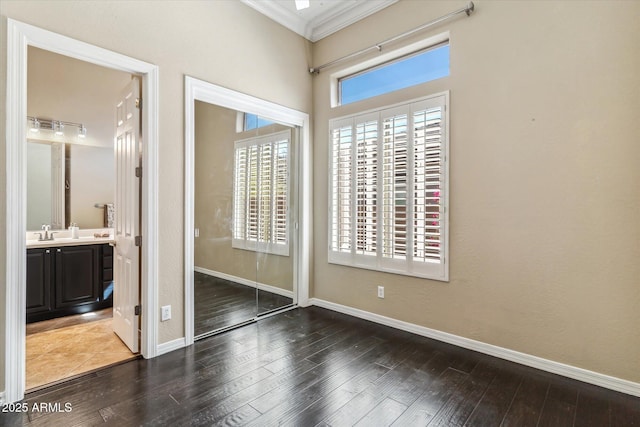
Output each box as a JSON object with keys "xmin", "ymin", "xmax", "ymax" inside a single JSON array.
[{"xmin": 24, "ymin": 46, "xmax": 138, "ymax": 391}]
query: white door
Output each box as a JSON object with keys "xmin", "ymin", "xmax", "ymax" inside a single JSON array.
[{"xmin": 113, "ymin": 78, "xmax": 141, "ymax": 352}]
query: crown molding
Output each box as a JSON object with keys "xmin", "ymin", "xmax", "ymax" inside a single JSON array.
[{"xmin": 240, "ymin": 0, "xmax": 398, "ymax": 42}]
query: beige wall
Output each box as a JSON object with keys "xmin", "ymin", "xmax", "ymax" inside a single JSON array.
[
  {"xmin": 312, "ymin": 0, "xmax": 640, "ymax": 383},
  {"xmin": 194, "ymin": 101, "xmax": 293, "ymax": 290},
  {"xmin": 0, "ymin": 0, "xmax": 312, "ymax": 393}
]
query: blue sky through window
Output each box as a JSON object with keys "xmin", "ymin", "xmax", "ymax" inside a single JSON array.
[
  {"xmin": 340, "ymin": 45, "xmax": 449, "ymax": 105},
  {"xmin": 245, "ymin": 113, "xmax": 274, "ymax": 131}
]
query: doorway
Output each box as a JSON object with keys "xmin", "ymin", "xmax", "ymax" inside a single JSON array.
[
  {"xmin": 5, "ymin": 19, "xmax": 159, "ymax": 403},
  {"xmin": 184, "ymin": 77, "xmax": 311, "ymax": 345},
  {"xmin": 24, "ymin": 46, "xmax": 138, "ymax": 391}
]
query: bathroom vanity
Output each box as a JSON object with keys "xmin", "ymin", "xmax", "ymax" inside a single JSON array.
[{"xmin": 26, "ymin": 234, "xmax": 114, "ymax": 323}]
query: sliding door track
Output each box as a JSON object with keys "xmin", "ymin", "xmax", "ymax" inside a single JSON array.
[{"xmin": 194, "ymin": 304, "xmax": 298, "ymax": 341}]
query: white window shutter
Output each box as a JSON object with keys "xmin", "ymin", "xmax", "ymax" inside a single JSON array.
[
  {"xmin": 233, "ymin": 130, "xmax": 291, "ymax": 256},
  {"xmin": 330, "ymin": 122, "xmax": 353, "ymax": 254},
  {"xmin": 328, "ymin": 93, "xmax": 448, "ymax": 281}
]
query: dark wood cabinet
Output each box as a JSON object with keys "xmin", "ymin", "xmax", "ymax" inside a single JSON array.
[
  {"xmin": 54, "ymin": 245, "xmax": 100, "ymax": 309},
  {"xmin": 26, "ymin": 244, "xmax": 113, "ymax": 323},
  {"xmin": 26, "ymin": 248, "xmax": 53, "ymax": 316}
]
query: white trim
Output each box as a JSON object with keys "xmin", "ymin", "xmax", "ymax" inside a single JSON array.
[
  {"xmin": 156, "ymin": 337, "xmax": 187, "ymax": 357},
  {"xmin": 240, "ymin": 0, "xmax": 397, "ymax": 42},
  {"xmin": 184, "ymin": 76, "xmax": 311, "ymax": 347},
  {"xmin": 309, "ymin": 298, "xmax": 640, "ymax": 398},
  {"xmin": 194, "ymin": 267, "xmax": 294, "ymax": 299},
  {"xmin": 5, "ymin": 19, "xmax": 159, "ymax": 403}
]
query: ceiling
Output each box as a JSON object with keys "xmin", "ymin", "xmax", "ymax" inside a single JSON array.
[{"xmin": 240, "ymin": 0, "xmax": 398, "ymax": 42}]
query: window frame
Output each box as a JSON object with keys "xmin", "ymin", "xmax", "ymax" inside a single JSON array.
[
  {"xmin": 328, "ymin": 92, "xmax": 449, "ymax": 281},
  {"xmin": 232, "ymin": 129, "xmax": 291, "ymax": 257}
]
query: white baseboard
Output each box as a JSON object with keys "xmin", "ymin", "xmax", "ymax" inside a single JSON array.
[
  {"xmin": 156, "ymin": 337, "xmax": 186, "ymax": 356},
  {"xmin": 309, "ymin": 298, "xmax": 640, "ymax": 398},
  {"xmin": 194, "ymin": 267, "xmax": 294, "ymax": 299}
]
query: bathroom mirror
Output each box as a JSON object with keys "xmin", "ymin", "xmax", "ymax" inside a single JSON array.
[
  {"xmin": 26, "ymin": 140, "xmax": 115, "ymax": 231},
  {"xmin": 193, "ymin": 101, "xmax": 295, "ymax": 336}
]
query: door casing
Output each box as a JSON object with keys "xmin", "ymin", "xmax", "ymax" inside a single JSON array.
[{"xmin": 4, "ymin": 19, "xmax": 159, "ymax": 403}]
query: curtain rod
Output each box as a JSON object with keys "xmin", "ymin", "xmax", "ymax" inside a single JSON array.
[{"xmin": 309, "ymin": 1, "xmax": 475, "ymax": 75}]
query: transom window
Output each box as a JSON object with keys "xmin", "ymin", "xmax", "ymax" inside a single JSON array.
[
  {"xmin": 328, "ymin": 94, "xmax": 448, "ymax": 280},
  {"xmin": 339, "ymin": 43, "xmax": 449, "ymax": 106},
  {"xmin": 233, "ymin": 130, "xmax": 290, "ymax": 256}
]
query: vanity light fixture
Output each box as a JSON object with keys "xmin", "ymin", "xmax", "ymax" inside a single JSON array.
[
  {"xmin": 26, "ymin": 116, "xmax": 87, "ymax": 139},
  {"xmin": 29, "ymin": 117, "xmax": 40, "ymax": 133},
  {"xmin": 54, "ymin": 121, "xmax": 65, "ymax": 136}
]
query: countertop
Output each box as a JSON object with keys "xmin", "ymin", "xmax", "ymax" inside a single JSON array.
[{"xmin": 26, "ymin": 236, "xmax": 115, "ymax": 249}]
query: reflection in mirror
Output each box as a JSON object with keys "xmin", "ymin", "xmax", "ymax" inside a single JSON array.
[
  {"xmin": 193, "ymin": 101, "xmax": 294, "ymax": 337},
  {"xmin": 26, "ymin": 140, "xmax": 114, "ymax": 231}
]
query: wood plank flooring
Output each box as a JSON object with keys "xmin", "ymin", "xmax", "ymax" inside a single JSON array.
[
  {"xmin": 194, "ymin": 272, "xmax": 292, "ymax": 336},
  {"xmin": 2, "ymin": 307, "xmax": 639, "ymax": 426}
]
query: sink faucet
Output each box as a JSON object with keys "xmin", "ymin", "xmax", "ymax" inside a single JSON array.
[{"xmin": 39, "ymin": 224, "xmax": 56, "ymax": 241}]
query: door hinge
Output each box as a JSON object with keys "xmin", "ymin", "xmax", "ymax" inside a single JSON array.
[
  {"xmin": 135, "ymin": 235, "xmax": 142, "ymax": 247},
  {"xmin": 134, "ymin": 305, "xmax": 141, "ymax": 316},
  {"xmin": 135, "ymin": 98, "xmax": 141, "ymax": 109},
  {"xmin": 135, "ymin": 166, "xmax": 142, "ymax": 178}
]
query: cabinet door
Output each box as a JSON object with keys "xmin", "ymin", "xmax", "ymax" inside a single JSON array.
[
  {"xmin": 55, "ymin": 245, "xmax": 100, "ymax": 308},
  {"xmin": 26, "ymin": 248, "xmax": 52, "ymax": 315},
  {"xmin": 102, "ymin": 244, "xmax": 114, "ymax": 302}
]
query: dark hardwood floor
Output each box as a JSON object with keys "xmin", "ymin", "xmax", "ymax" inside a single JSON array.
[
  {"xmin": 2, "ymin": 307, "xmax": 639, "ymax": 426},
  {"xmin": 194, "ymin": 272, "xmax": 293, "ymax": 336}
]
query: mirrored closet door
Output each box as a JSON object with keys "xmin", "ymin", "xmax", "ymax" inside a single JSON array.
[{"xmin": 192, "ymin": 100, "xmax": 296, "ymax": 339}]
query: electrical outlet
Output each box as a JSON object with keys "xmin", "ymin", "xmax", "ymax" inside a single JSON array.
[
  {"xmin": 377, "ymin": 286, "xmax": 384, "ymax": 299},
  {"xmin": 161, "ymin": 305, "xmax": 171, "ymax": 321}
]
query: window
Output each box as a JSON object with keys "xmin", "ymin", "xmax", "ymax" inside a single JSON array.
[
  {"xmin": 233, "ymin": 130, "xmax": 290, "ymax": 256},
  {"xmin": 243, "ymin": 113, "xmax": 274, "ymax": 131},
  {"xmin": 339, "ymin": 43, "xmax": 449, "ymax": 105},
  {"xmin": 329, "ymin": 94, "xmax": 448, "ymax": 280}
]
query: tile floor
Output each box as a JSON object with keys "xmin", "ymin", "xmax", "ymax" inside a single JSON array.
[{"xmin": 26, "ymin": 312, "xmax": 137, "ymax": 390}]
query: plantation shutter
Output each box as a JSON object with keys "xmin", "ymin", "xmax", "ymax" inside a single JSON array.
[
  {"xmin": 330, "ymin": 119, "xmax": 354, "ymax": 254},
  {"xmin": 381, "ymin": 107, "xmax": 409, "ymax": 261},
  {"xmin": 355, "ymin": 117, "xmax": 378, "ymax": 256},
  {"xmin": 328, "ymin": 94, "xmax": 448, "ymax": 281},
  {"xmin": 273, "ymin": 139, "xmax": 288, "ymax": 246},
  {"xmin": 233, "ymin": 130, "xmax": 290, "ymax": 256},
  {"xmin": 412, "ymin": 103, "xmax": 444, "ymax": 264}
]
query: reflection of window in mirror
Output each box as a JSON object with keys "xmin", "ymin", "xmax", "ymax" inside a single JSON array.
[{"xmin": 237, "ymin": 112, "xmax": 274, "ymax": 132}]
